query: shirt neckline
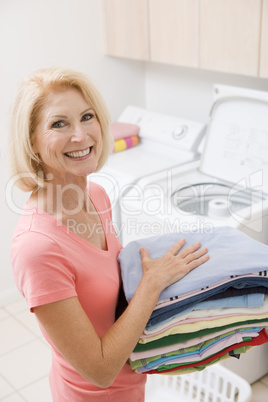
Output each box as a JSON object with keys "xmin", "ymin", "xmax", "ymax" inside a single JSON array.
[{"xmin": 25, "ymin": 185, "xmax": 110, "ymax": 255}]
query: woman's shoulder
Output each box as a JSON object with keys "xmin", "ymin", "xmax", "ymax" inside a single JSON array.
[
  {"xmin": 11, "ymin": 216, "xmax": 62, "ymax": 257},
  {"xmin": 11, "ymin": 205, "xmax": 63, "ymax": 252},
  {"xmin": 87, "ymin": 179, "xmax": 107, "ymax": 195},
  {"xmin": 87, "ymin": 180, "xmax": 111, "ymax": 210}
]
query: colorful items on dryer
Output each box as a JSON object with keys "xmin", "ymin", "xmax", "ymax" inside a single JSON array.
[
  {"xmin": 110, "ymin": 122, "xmax": 140, "ymax": 153},
  {"xmin": 114, "ymin": 135, "xmax": 139, "ymax": 153}
]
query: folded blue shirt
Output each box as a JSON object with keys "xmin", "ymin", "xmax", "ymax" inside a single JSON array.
[
  {"xmin": 147, "ymin": 282, "xmax": 268, "ymax": 329},
  {"xmin": 145, "ymin": 293, "xmax": 265, "ymax": 330},
  {"xmin": 185, "ymin": 293, "xmax": 264, "ymax": 310},
  {"xmin": 118, "ymin": 226, "xmax": 268, "ymax": 303}
]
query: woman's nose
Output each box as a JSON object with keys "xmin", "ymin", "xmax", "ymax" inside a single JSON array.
[{"xmin": 71, "ymin": 124, "xmax": 88, "ymax": 142}]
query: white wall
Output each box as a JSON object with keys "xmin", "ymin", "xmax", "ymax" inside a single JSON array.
[
  {"xmin": 145, "ymin": 62, "xmax": 268, "ymax": 124},
  {"xmin": 0, "ymin": 0, "xmax": 146, "ymax": 305}
]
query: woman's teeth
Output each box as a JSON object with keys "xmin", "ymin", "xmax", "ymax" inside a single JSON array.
[{"xmin": 65, "ymin": 147, "xmax": 91, "ymax": 158}]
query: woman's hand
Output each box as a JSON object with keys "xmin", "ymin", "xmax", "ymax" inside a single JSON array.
[{"xmin": 140, "ymin": 238, "xmax": 209, "ymax": 293}]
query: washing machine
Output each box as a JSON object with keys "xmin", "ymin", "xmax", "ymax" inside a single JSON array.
[
  {"xmin": 120, "ymin": 84, "xmax": 268, "ymax": 383},
  {"xmin": 90, "ymin": 106, "xmax": 206, "ymax": 240},
  {"xmin": 120, "ymin": 85, "xmax": 268, "ymax": 245}
]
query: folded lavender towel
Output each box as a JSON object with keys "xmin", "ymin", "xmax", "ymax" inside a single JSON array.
[{"xmin": 118, "ymin": 226, "xmax": 268, "ymax": 303}]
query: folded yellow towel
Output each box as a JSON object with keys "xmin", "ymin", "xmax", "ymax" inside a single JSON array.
[{"xmin": 114, "ymin": 135, "xmax": 139, "ymax": 153}]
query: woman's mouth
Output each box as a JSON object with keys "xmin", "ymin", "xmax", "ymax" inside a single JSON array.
[{"xmin": 64, "ymin": 147, "xmax": 92, "ymax": 159}]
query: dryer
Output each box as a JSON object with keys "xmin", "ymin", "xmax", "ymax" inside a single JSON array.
[{"xmin": 120, "ymin": 84, "xmax": 268, "ymax": 383}]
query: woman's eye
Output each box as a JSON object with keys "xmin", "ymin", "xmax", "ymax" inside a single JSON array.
[
  {"xmin": 82, "ymin": 113, "xmax": 94, "ymax": 121},
  {"xmin": 52, "ymin": 120, "xmax": 65, "ymax": 129}
]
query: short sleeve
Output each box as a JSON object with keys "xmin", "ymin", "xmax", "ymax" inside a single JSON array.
[{"xmin": 11, "ymin": 231, "xmax": 77, "ymax": 311}]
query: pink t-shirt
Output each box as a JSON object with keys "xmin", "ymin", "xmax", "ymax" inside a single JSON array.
[{"xmin": 11, "ymin": 182, "xmax": 146, "ymax": 401}]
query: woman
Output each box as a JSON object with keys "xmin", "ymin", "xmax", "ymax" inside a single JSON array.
[{"xmin": 9, "ymin": 67, "xmax": 209, "ymax": 401}]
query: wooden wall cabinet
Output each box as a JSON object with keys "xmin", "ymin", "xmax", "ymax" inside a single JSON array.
[
  {"xmin": 101, "ymin": 0, "xmax": 149, "ymax": 61},
  {"xmin": 199, "ymin": 0, "xmax": 262, "ymax": 77},
  {"xmin": 260, "ymin": 0, "xmax": 268, "ymax": 78},
  {"xmin": 102, "ymin": 0, "xmax": 267, "ymax": 79},
  {"xmin": 149, "ymin": 0, "xmax": 199, "ymax": 68}
]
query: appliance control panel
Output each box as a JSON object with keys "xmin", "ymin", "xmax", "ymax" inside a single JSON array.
[{"xmin": 118, "ymin": 106, "xmax": 206, "ymax": 154}]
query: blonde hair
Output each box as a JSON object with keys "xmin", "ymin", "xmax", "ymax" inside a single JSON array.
[{"xmin": 9, "ymin": 67, "xmax": 113, "ymax": 192}]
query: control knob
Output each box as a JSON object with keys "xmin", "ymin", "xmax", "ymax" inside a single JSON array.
[{"xmin": 172, "ymin": 125, "xmax": 188, "ymax": 140}]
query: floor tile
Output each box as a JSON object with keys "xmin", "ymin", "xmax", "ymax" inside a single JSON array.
[
  {"xmin": 1, "ymin": 393, "xmax": 26, "ymax": 401},
  {"xmin": 4, "ymin": 298, "xmax": 28, "ymax": 315},
  {"xmin": 0, "ymin": 307, "xmax": 9, "ymax": 321},
  {"xmin": 259, "ymin": 373, "xmax": 268, "ymax": 387},
  {"xmin": 251, "ymin": 381, "xmax": 268, "ymax": 402},
  {"xmin": 0, "ymin": 317, "xmax": 35, "ymax": 356},
  {"xmin": 0, "ymin": 375, "xmax": 16, "ymax": 399},
  {"xmin": 20, "ymin": 377, "xmax": 52, "ymax": 402},
  {"xmin": 14, "ymin": 310, "xmax": 43, "ymax": 338},
  {"xmin": 0, "ymin": 340, "xmax": 51, "ymax": 390}
]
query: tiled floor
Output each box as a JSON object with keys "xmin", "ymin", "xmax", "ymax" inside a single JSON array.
[
  {"xmin": 1, "ymin": 297, "xmax": 268, "ymax": 402},
  {"xmin": 0, "ymin": 297, "xmax": 52, "ymax": 401}
]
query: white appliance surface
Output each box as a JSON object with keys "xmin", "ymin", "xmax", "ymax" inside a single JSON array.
[
  {"xmin": 121, "ymin": 85, "xmax": 268, "ymax": 245},
  {"xmin": 120, "ymin": 84, "xmax": 268, "ymax": 383},
  {"xmin": 90, "ymin": 106, "xmax": 206, "ymax": 235}
]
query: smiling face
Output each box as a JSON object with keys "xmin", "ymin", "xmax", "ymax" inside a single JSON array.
[{"xmin": 32, "ymin": 88, "xmax": 103, "ymax": 185}]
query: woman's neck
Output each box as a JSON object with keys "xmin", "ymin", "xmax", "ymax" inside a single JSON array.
[{"xmin": 28, "ymin": 177, "xmax": 90, "ymax": 219}]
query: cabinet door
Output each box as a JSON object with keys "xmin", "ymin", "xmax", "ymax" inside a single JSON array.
[
  {"xmin": 200, "ymin": 0, "xmax": 262, "ymax": 76},
  {"xmin": 149, "ymin": 0, "xmax": 198, "ymax": 67},
  {"xmin": 101, "ymin": 0, "xmax": 149, "ymax": 61},
  {"xmin": 260, "ymin": 0, "xmax": 268, "ymax": 78}
]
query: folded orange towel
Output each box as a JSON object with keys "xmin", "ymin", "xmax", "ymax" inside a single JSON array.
[
  {"xmin": 110, "ymin": 122, "xmax": 140, "ymax": 140},
  {"xmin": 114, "ymin": 135, "xmax": 139, "ymax": 153}
]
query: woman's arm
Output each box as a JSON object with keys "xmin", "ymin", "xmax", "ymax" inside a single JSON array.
[{"xmin": 34, "ymin": 239, "xmax": 208, "ymax": 388}]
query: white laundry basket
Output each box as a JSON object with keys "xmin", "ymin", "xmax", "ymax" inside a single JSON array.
[{"xmin": 144, "ymin": 364, "xmax": 252, "ymax": 402}]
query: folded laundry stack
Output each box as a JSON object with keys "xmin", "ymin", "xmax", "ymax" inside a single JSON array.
[
  {"xmin": 110, "ymin": 122, "xmax": 140, "ymax": 153},
  {"xmin": 118, "ymin": 227, "xmax": 268, "ymax": 375}
]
